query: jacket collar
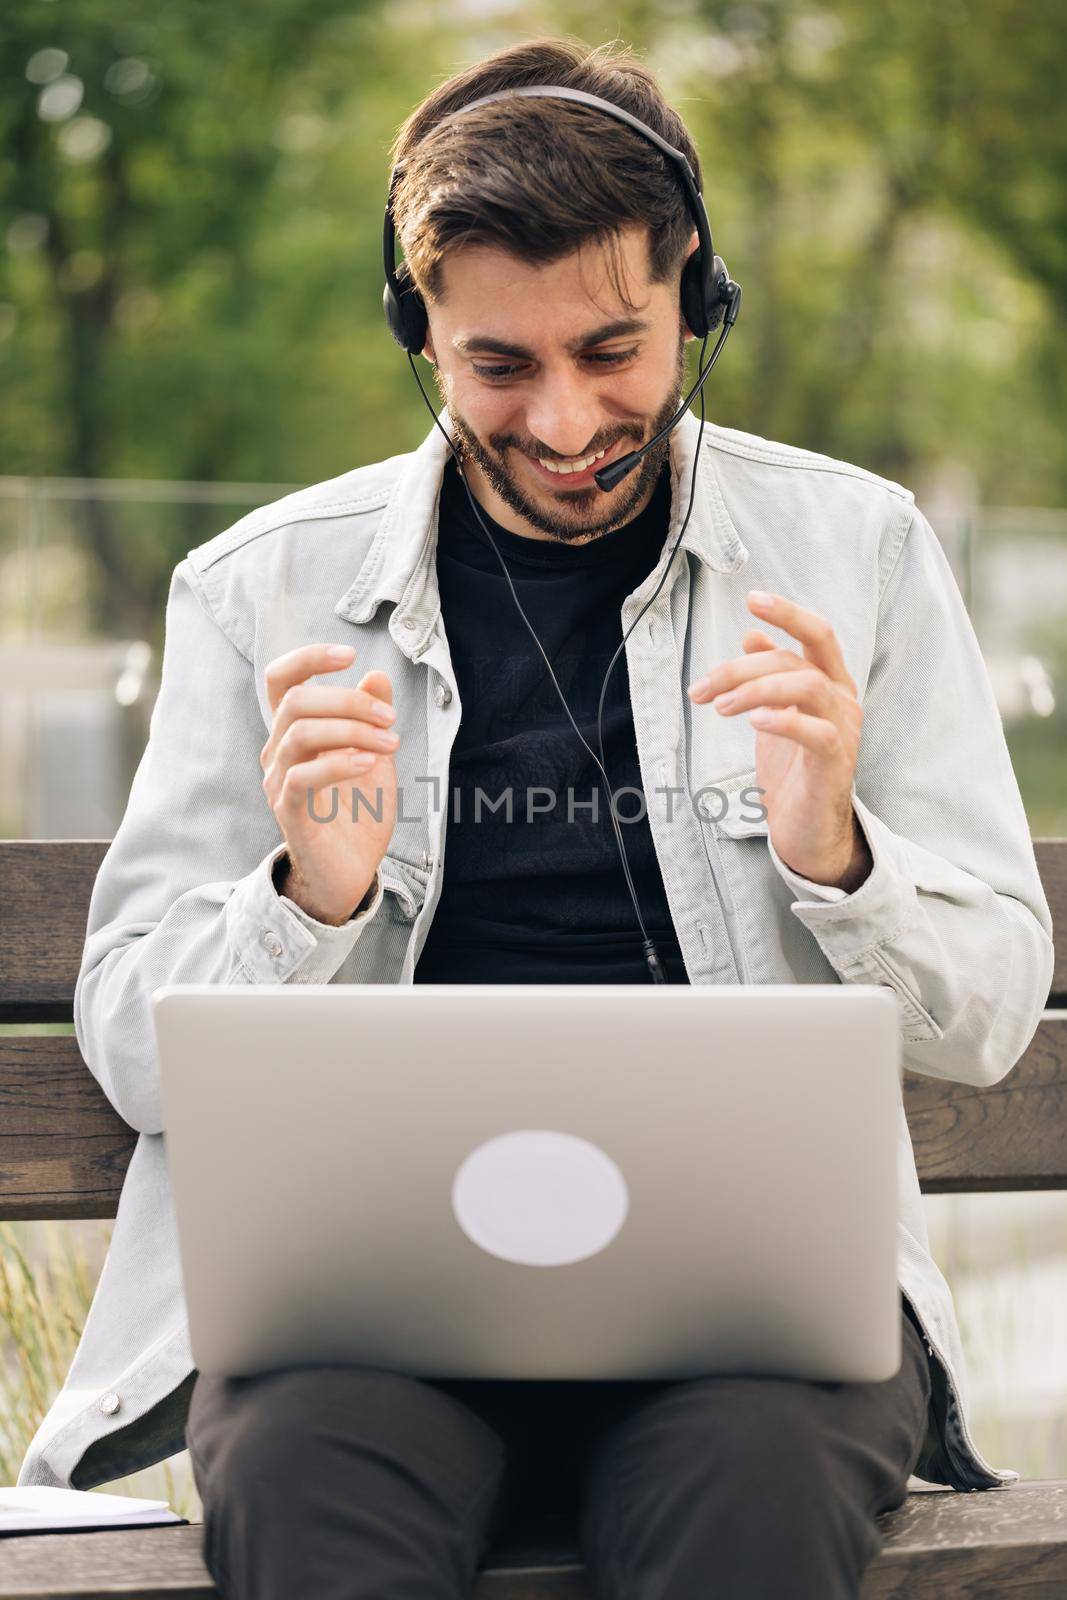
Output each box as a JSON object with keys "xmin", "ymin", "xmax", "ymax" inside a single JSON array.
[{"xmin": 335, "ymin": 405, "xmax": 748, "ymax": 636}]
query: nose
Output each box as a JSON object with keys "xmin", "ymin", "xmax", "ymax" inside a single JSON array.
[{"xmin": 523, "ymin": 367, "xmax": 603, "ymax": 460}]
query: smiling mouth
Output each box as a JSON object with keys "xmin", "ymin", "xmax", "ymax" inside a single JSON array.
[{"xmin": 523, "ymin": 438, "xmax": 628, "ymax": 485}]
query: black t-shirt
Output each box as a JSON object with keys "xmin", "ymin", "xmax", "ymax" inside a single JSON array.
[{"xmin": 412, "ymin": 458, "xmax": 688, "ymax": 985}]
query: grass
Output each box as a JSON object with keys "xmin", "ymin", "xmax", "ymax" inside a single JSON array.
[
  {"xmin": 0, "ymin": 1219, "xmax": 201, "ymax": 1518},
  {"xmin": 0, "ymin": 1221, "xmax": 96, "ymax": 1475}
]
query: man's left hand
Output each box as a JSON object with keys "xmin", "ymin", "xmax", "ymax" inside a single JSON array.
[{"xmin": 687, "ymin": 590, "xmax": 872, "ymax": 893}]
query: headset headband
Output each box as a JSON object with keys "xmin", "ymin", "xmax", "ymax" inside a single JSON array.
[{"xmin": 382, "ymin": 83, "xmax": 731, "ymax": 351}]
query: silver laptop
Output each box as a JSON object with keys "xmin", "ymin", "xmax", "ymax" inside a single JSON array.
[{"xmin": 151, "ymin": 983, "xmax": 902, "ymax": 1384}]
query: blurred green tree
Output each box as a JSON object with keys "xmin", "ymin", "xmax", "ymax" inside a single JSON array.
[
  {"xmin": 2, "ymin": 0, "xmax": 1066, "ymax": 638},
  {"xmin": 1, "ymin": 0, "xmax": 378, "ymax": 629}
]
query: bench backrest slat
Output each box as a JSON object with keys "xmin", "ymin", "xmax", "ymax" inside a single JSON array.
[
  {"xmin": 0, "ymin": 839, "xmax": 1063, "ymax": 1219},
  {"xmin": 1, "ymin": 1023, "xmax": 1064, "ymax": 1220},
  {"xmin": 1, "ymin": 841, "xmax": 109, "ymax": 1023},
  {"xmin": 3, "ymin": 840, "xmax": 1065, "ymax": 1019}
]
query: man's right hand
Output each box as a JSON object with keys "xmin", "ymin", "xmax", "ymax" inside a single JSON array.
[{"xmin": 260, "ymin": 644, "xmax": 399, "ymax": 925}]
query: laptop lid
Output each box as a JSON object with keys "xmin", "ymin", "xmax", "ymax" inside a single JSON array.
[{"xmin": 152, "ymin": 983, "xmax": 901, "ymax": 1383}]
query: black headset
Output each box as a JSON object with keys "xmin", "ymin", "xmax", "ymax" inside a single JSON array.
[{"xmin": 382, "ymin": 85, "xmax": 742, "ymax": 983}]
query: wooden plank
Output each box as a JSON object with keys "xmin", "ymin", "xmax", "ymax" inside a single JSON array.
[
  {"xmin": 0, "ymin": 1523, "xmax": 216, "ymax": 1599},
  {"xmin": 860, "ymin": 1479, "xmax": 1067, "ymax": 1598},
  {"xmin": 0, "ymin": 1485, "xmax": 1064, "ymax": 1598},
  {"xmin": 0, "ymin": 1036, "xmax": 136, "ymax": 1220},
  {"xmin": 1, "ymin": 1017, "xmax": 1065, "ymax": 1220},
  {"xmin": 902, "ymin": 1011, "xmax": 1067, "ymax": 1192},
  {"xmin": 0, "ymin": 842, "xmax": 109, "ymax": 1023},
  {"xmin": 1, "ymin": 839, "xmax": 1064, "ymax": 1022}
]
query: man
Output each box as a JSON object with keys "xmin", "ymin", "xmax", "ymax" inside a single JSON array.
[{"xmin": 19, "ymin": 35, "xmax": 1053, "ymax": 1600}]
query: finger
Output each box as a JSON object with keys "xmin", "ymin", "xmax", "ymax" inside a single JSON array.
[
  {"xmin": 275, "ymin": 716, "xmax": 400, "ymax": 770},
  {"xmin": 743, "ymin": 630, "xmax": 777, "ymax": 652},
  {"xmin": 688, "ymin": 649, "xmax": 804, "ymax": 702},
  {"xmin": 264, "ymin": 643, "xmax": 357, "ymax": 717},
  {"xmin": 746, "ymin": 592, "xmax": 855, "ymax": 692},
  {"xmin": 261, "ymin": 683, "xmax": 396, "ymax": 767},
  {"xmin": 713, "ymin": 669, "xmax": 835, "ymax": 719},
  {"xmin": 273, "ymin": 748, "xmax": 383, "ymax": 820},
  {"xmin": 281, "ymin": 684, "xmax": 395, "ymax": 731},
  {"xmin": 747, "ymin": 703, "xmax": 843, "ymax": 756},
  {"xmin": 358, "ymin": 669, "xmax": 393, "ymax": 706},
  {"xmin": 261, "ymin": 682, "xmax": 396, "ymax": 772}
]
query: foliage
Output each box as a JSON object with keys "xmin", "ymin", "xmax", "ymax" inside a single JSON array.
[
  {"xmin": 2, "ymin": 0, "xmax": 1067, "ymax": 634},
  {"xmin": 0, "ymin": 1218, "xmax": 200, "ymax": 1515},
  {"xmin": 0, "ymin": 1221, "xmax": 95, "ymax": 1482}
]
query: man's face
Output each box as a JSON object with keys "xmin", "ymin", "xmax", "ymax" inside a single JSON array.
[{"xmin": 422, "ymin": 223, "xmax": 697, "ymax": 544}]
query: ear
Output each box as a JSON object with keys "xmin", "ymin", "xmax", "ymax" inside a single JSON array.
[{"xmin": 415, "ymin": 308, "xmax": 435, "ymax": 366}]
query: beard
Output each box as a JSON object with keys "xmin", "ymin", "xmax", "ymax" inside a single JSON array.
[{"xmin": 433, "ymin": 331, "xmax": 689, "ymax": 545}]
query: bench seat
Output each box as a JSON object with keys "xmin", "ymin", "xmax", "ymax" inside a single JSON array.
[
  {"xmin": 1, "ymin": 837, "xmax": 1064, "ymax": 1597},
  {"xmin": 1, "ymin": 1484, "xmax": 1066, "ymax": 1599}
]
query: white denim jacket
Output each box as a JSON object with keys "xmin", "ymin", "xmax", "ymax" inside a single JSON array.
[{"xmin": 18, "ymin": 408, "xmax": 1053, "ymax": 1493}]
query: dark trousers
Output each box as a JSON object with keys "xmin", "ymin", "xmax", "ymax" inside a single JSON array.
[{"xmin": 186, "ymin": 1300, "xmax": 931, "ymax": 1600}]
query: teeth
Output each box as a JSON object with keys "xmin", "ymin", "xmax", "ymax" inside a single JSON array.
[{"xmin": 538, "ymin": 447, "xmax": 607, "ymax": 475}]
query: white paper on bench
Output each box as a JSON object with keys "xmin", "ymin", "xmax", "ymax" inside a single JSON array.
[{"xmin": 0, "ymin": 1485, "xmax": 181, "ymax": 1532}]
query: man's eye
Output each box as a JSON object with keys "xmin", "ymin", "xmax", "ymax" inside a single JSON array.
[{"xmin": 471, "ymin": 348, "xmax": 639, "ymax": 381}]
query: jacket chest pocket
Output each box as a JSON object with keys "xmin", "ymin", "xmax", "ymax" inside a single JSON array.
[
  {"xmin": 698, "ymin": 771, "xmax": 943, "ymax": 1042},
  {"xmin": 694, "ymin": 769, "xmax": 840, "ymax": 988},
  {"xmin": 379, "ymin": 852, "xmax": 431, "ymax": 923},
  {"xmin": 691, "ymin": 769, "xmax": 774, "ymax": 983},
  {"xmin": 693, "ymin": 769, "xmax": 769, "ymax": 838},
  {"xmin": 694, "ymin": 771, "xmax": 773, "ymax": 925}
]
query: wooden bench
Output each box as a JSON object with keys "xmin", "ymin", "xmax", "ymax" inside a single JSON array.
[{"xmin": 1, "ymin": 837, "xmax": 1065, "ymax": 1599}]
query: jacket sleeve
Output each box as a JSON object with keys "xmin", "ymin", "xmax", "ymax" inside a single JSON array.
[
  {"xmin": 765, "ymin": 504, "xmax": 1054, "ymax": 1087},
  {"xmin": 74, "ymin": 557, "xmax": 384, "ymax": 1136}
]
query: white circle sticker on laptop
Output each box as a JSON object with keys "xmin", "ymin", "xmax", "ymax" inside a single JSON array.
[{"xmin": 451, "ymin": 1130, "xmax": 629, "ymax": 1266}]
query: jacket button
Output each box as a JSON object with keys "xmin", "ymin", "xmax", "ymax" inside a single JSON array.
[
  {"xmin": 401, "ymin": 617, "xmax": 417, "ymax": 631},
  {"xmin": 260, "ymin": 929, "xmax": 283, "ymax": 958},
  {"xmin": 421, "ymin": 851, "xmax": 433, "ymax": 872},
  {"xmin": 434, "ymin": 683, "xmax": 452, "ymax": 708},
  {"xmin": 99, "ymin": 1393, "xmax": 121, "ymax": 1416}
]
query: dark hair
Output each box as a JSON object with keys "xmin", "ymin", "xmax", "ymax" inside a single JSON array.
[{"xmin": 388, "ymin": 37, "xmax": 702, "ymax": 312}]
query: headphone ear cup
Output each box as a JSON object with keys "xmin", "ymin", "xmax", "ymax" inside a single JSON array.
[
  {"xmin": 679, "ymin": 249, "xmax": 709, "ymax": 339},
  {"xmin": 384, "ymin": 261, "xmax": 429, "ymax": 354},
  {"xmin": 680, "ymin": 249, "xmax": 731, "ymax": 337}
]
